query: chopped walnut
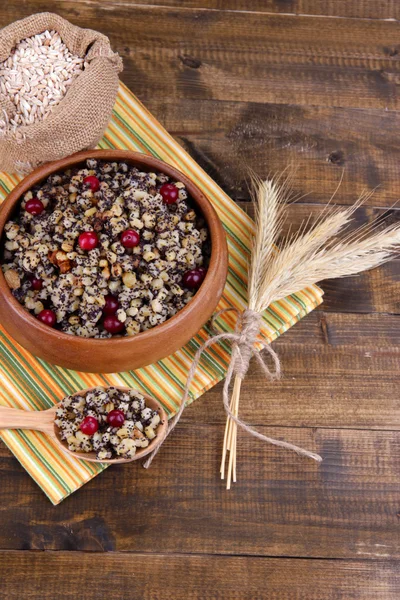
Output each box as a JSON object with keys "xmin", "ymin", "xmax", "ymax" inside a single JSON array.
[{"xmin": 4, "ymin": 268, "xmax": 20, "ymax": 289}]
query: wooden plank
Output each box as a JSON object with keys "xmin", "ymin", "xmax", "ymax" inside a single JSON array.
[
  {"xmin": 0, "ymin": 424, "xmax": 399, "ymax": 559},
  {"xmin": 0, "ymin": 552, "xmax": 399, "ymax": 600},
  {"xmin": 148, "ymin": 99, "xmax": 400, "ymax": 207},
  {"xmin": 2, "ymin": 4, "xmax": 400, "ymax": 110},
  {"xmin": 271, "ymin": 309, "xmax": 400, "ymax": 346},
  {"xmin": 103, "ymin": 0, "xmax": 400, "ymax": 21},
  {"xmin": 0, "ymin": 552, "xmax": 398, "ymax": 600},
  {"xmin": 318, "ymin": 263, "xmax": 400, "ymax": 315},
  {"xmin": 186, "ymin": 310, "xmax": 400, "ymax": 429}
]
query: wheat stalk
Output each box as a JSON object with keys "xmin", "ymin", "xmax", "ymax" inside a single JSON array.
[{"xmin": 221, "ymin": 177, "xmax": 400, "ymax": 488}]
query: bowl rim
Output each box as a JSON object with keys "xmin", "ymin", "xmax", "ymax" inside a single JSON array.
[{"xmin": 0, "ymin": 149, "xmax": 227, "ymax": 346}]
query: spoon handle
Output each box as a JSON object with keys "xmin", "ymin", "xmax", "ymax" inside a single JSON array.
[{"xmin": 0, "ymin": 405, "xmax": 55, "ymax": 435}]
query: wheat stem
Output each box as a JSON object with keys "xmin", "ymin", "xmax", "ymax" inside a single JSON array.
[{"xmin": 223, "ymin": 375, "xmax": 242, "ymax": 488}]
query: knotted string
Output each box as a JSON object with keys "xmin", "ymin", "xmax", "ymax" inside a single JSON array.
[{"xmin": 143, "ymin": 308, "xmax": 322, "ymax": 468}]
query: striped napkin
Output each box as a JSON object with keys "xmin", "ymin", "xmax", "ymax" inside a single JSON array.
[{"xmin": 0, "ymin": 82, "xmax": 323, "ymax": 504}]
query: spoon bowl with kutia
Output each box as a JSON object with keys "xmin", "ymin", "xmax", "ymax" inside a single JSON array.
[{"xmin": 0, "ymin": 387, "xmax": 168, "ymax": 463}]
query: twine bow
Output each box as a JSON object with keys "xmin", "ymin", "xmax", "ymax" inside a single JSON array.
[{"xmin": 143, "ymin": 308, "xmax": 322, "ymax": 469}]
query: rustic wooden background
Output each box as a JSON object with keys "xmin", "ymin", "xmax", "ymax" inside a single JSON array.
[{"xmin": 0, "ymin": 2, "xmax": 399, "ymax": 599}]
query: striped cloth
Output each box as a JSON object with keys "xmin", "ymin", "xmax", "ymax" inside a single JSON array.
[{"xmin": 0, "ymin": 82, "xmax": 323, "ymax": 504}]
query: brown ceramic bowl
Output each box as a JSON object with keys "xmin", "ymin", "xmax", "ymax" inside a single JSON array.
[{"xmin": 0, "ymin": 150, "xmax": 228, "ymax": 373}]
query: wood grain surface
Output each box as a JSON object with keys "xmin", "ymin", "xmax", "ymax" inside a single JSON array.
[
  {"xmin": 1, "ymin": 552, "xmax": 399, "ymax": 600},
  {"xmin": 0, "ymin": 2, "xmax": 399, "ymax": 599}
]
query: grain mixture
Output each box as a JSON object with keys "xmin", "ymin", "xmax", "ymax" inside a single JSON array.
[
  {"xmin": 56, "ymin": 387, "xmax": 162, "ymax": 460},
  {"xmin": 1, "ymin": 158, "xmax": 209, "ymax": 337},
  {"xmin": 0, "ymin": 30, "xmax": 85, "ymax": 138}
]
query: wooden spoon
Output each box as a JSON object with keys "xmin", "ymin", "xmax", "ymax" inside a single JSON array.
[{"xmin": 0, "ymin": 387, "xmax": 168, "ymax": 463}]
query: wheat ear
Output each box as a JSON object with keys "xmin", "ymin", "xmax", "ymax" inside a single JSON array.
[{"xmin": 222, "ymin": 175, "xmax": 400, "ymax": 488}]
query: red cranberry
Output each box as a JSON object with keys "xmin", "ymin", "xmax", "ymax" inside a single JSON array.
[
  {"xmin": 107, "ymin": 409, "xmax": 125, "ymax": 427},
  {"xmin": 25, "ymin": 198, "xmax": 44, "ymax": 216},
  {"xmin": 160, "ymin": 183, "xmax": 179, "ymax": 204},
  {"xmin": 197, "ymin": 267, "xmax": 207, "ymax": 280},
  {"xmin": 104, "ymin": 315, "xmax": 125, "ymax": 334},
  {"xmin": 80, "ymin": 416, "xmax": 99, "ymax": 435},
  {"xmin": 78, "ymin": 231, "xmax": 98, "ymax": 251},
  {"xmin": 103, "ymin": 294, "xmax": 119, "ymax": 316},
  {"xmin": 121, "ymin": 229, "xmax": 140, "ymax": 248},
  {"xmin": 182, "ymin": 268, "xmax": 206, "ymax": 289},
  {"xmin": 37, "ymin": 309, "xmax": 56, "ymax": 327},
  {"xmin": 30, "ymin": 277, "xmax": 43, "ymax": 291},
  {"xmin": 83, "ymin": 175, "xmax": 100, "ymax": 192}
]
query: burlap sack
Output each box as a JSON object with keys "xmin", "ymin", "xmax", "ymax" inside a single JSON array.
[{"xmin": 0, "ymin": 12, "xmax": 123, "ymax": 173}]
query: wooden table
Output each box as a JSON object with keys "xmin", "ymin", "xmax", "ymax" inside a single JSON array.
[{"xmin": 0, "ymin": 2, "xmax": 399, "ymax": 598}]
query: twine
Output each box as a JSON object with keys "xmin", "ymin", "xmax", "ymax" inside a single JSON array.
[{"xmin": 143, "ymin": 308, "xmax": 322, "ymax": 469}]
